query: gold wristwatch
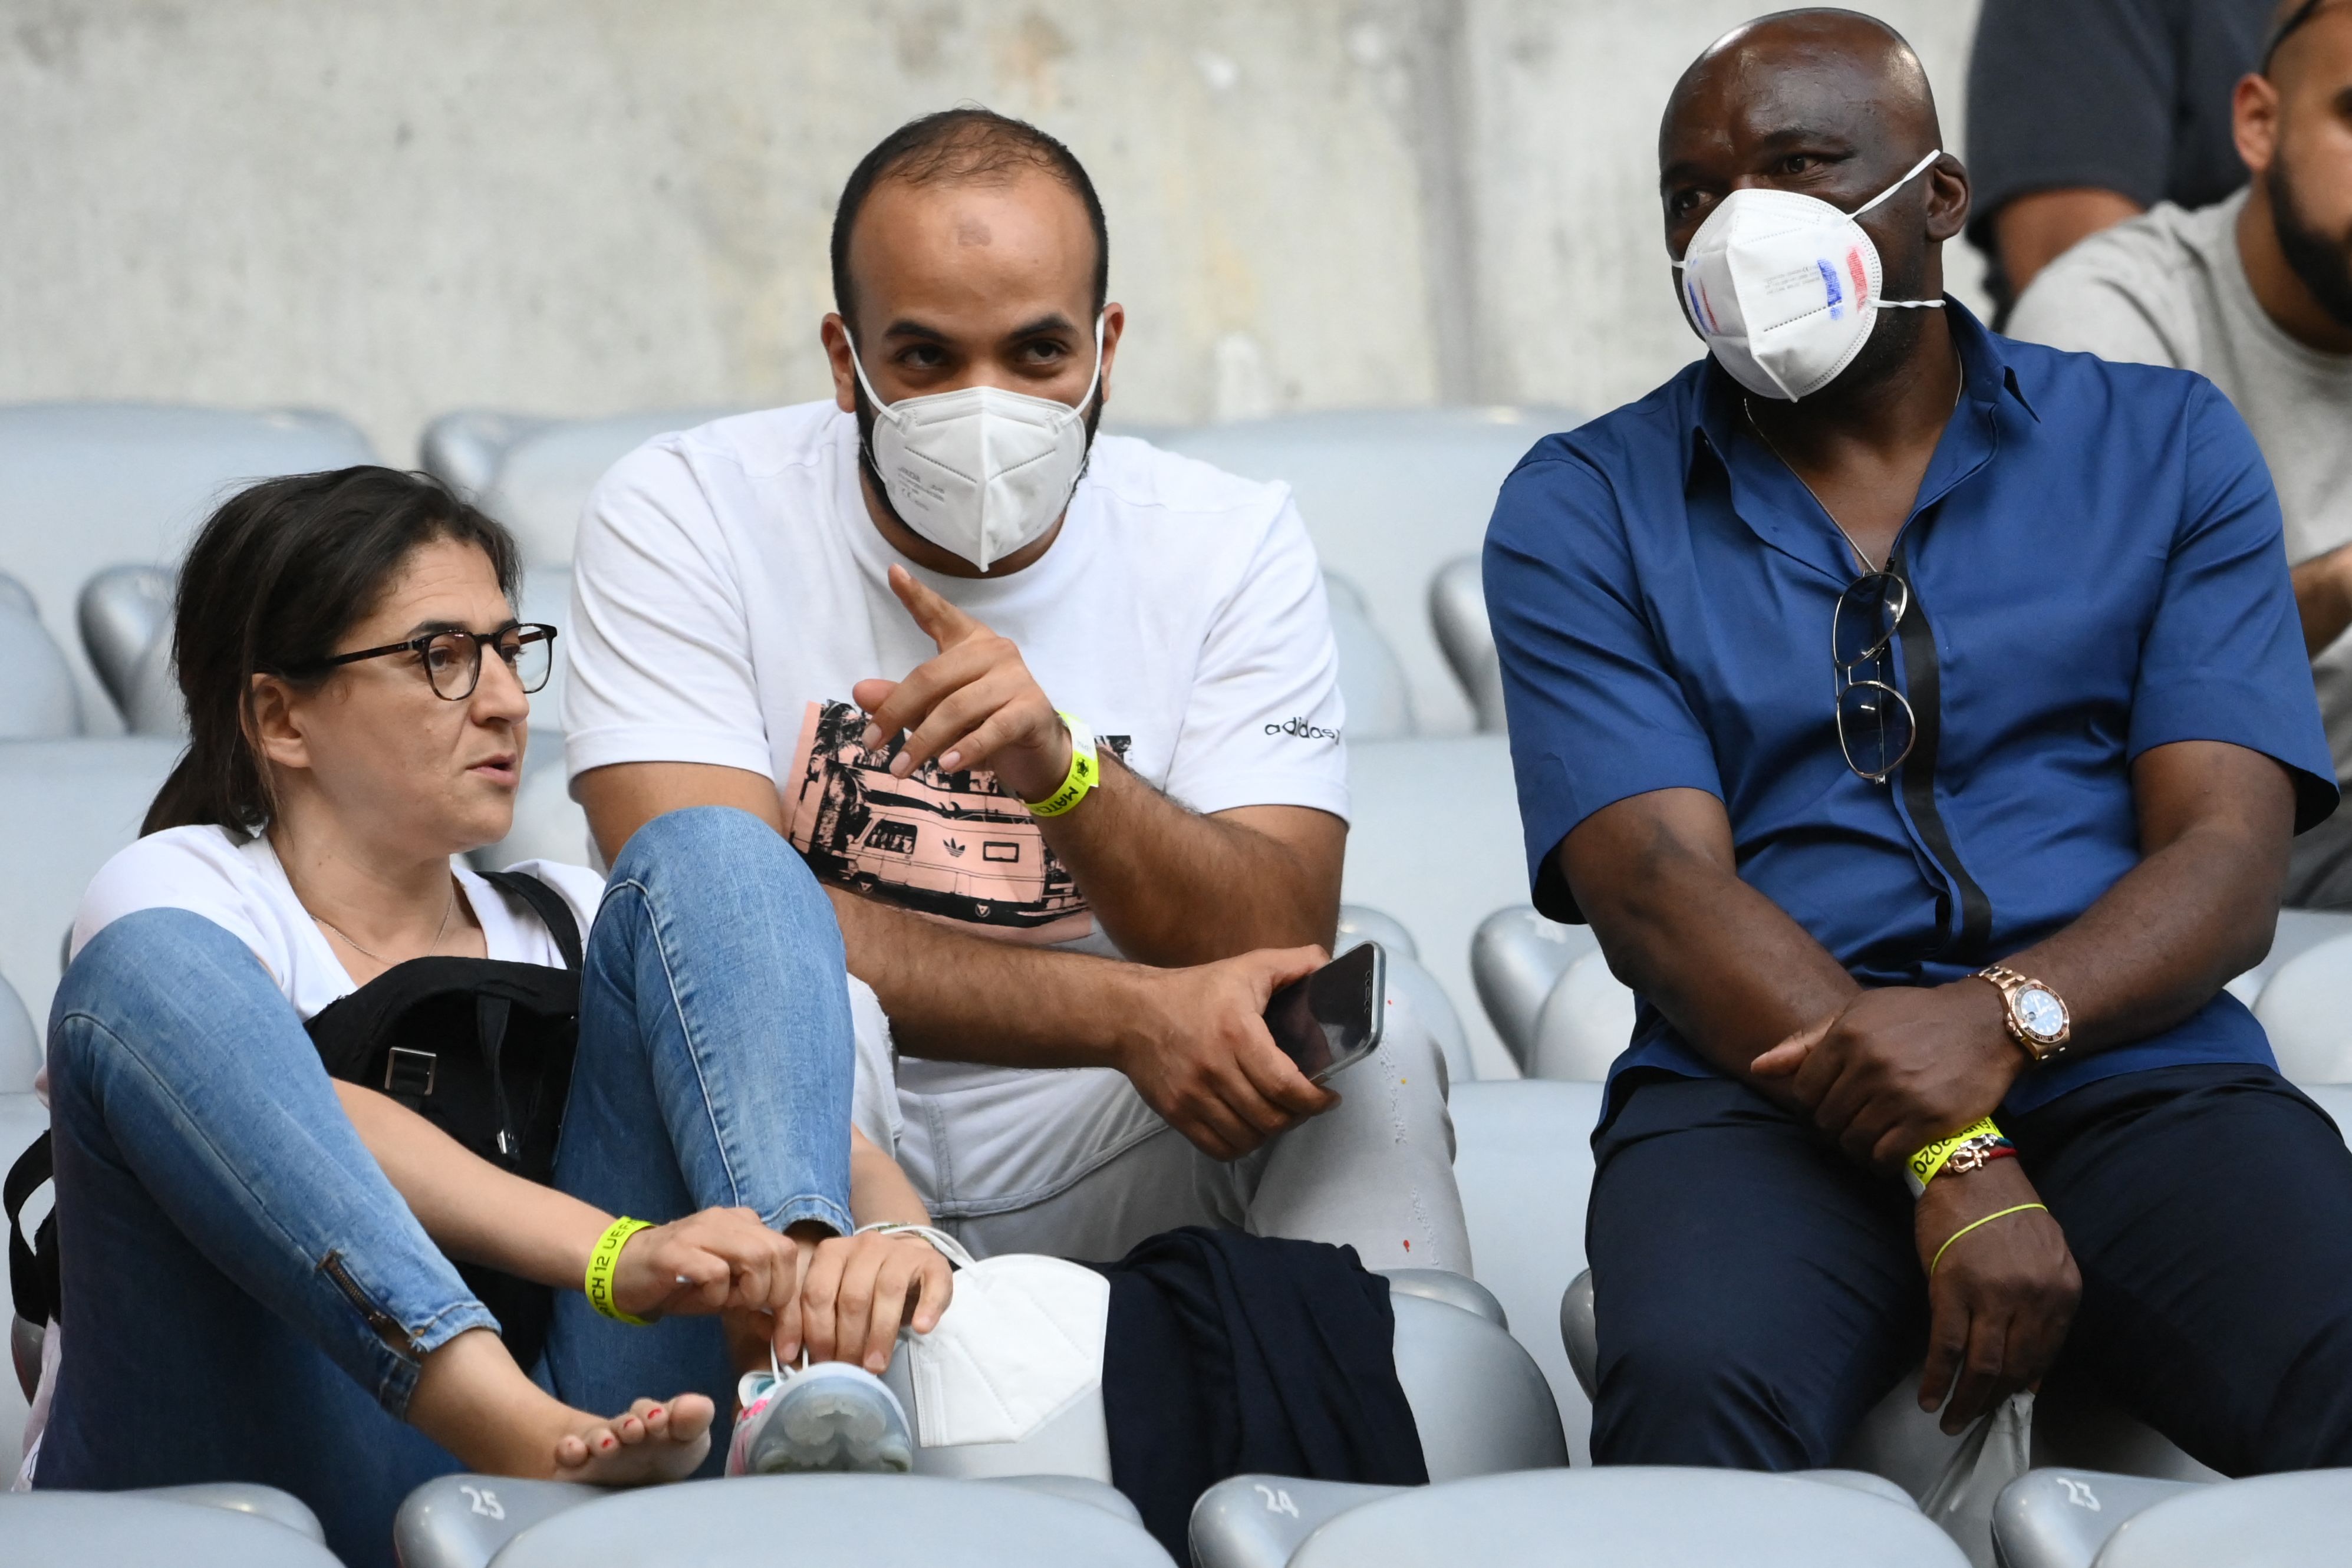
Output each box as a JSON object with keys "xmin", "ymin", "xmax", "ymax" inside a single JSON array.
[{"xmin": 1977, "ymin": 963, "xmax": 2071, "ymax": 1063}]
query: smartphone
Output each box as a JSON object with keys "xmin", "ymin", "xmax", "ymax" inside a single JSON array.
[{"xmin": 1263, "ymin": 942, "xmax": 1386, "ymax": 1084}]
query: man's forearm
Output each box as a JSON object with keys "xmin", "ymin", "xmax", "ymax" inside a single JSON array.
[
  {"xmin": 1563, "ymin": 790, "xmax": 1858, "ymax": 1104},
  {"xmin": 2293, "ymin": 547, "xmax": 2352, "ymax": 657},
  {"xmin": 1997, "ymin": 826, "xmax": 2279, "ymax": 1059},
  {"xmin": 829, "ymin": 885, "xmax": 1148, "ymax": 1066},
  {"xmin": 1036, "ymin": 755, "xmax": 1340, "ymax": 965}
]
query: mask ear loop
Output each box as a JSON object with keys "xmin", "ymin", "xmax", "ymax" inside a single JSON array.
[{"xmin": 1853, "ymin": 148, "xmax": 1948, "ymax": 311}]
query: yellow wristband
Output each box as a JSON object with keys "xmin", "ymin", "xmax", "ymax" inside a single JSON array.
[
  {"xmin": 1905, "ymin": 1116, "xmax": 2003, "ymax": 1197},
  {"xmin": 585, "ymin": 1216, "xmax": 654, "ymax": 1325},
  {"xmin": 1025, "ymin": 712, "xmax": 1099, "ymax": 819},
  {"xmin": 1929, "ymin": 1203, "xmax": 2048, "ymax": 1276}
]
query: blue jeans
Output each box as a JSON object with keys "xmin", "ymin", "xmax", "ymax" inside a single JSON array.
[{"xmin": 34, "ymin": 808, "xmax": 854, "ymax": 1568}]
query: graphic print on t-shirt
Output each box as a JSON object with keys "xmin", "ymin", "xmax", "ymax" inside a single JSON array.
[{"xmin": 783, "ymin": 700, "xmax": 1131, "ymax": 944}]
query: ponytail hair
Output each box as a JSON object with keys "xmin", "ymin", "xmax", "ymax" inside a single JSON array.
[{"xmin": 143, "ymin": 466, "xmax": 522, "ymax": 838}]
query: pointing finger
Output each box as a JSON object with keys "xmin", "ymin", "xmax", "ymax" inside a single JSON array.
[{"xmin": 889, "ymin": 564, "xmax": 981, "ymax": 650}]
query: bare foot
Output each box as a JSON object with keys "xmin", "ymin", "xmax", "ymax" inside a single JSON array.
[{"xmin": 552, "ymin": 1395, "xmax": 715, "ymax": 1484}]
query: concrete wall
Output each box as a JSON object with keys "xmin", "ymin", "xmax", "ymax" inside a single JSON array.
[{"xmin": 0, "ymin": 0, "xmax": 1986, "ymax": 458}]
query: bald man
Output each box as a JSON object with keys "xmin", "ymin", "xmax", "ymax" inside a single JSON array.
[
  {"xmin": 564, "ymin": 109, "xmax": 1468, "ymax": 1278},
  {"xmin": 2012, "ymin": 0, "xmax": 2352, "ymax": 911},
  {"xmin": 1487, "ymin": 11, "xmax": 2352, "ymax": 1473}
]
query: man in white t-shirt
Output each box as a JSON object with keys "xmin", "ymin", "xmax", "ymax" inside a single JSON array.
[
  {"xmin": 565, "ymin": 108, "xmax": 1468, "ymax": 1273},
  {"xmin": 2008, "ymin": 0, "xmax": 2352, "ymax": 906}
]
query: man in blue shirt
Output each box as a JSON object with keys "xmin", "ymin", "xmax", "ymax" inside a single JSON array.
[{"xmin": 1487, "ymin": 9, "xmax": 2352, "ymax": 1473}]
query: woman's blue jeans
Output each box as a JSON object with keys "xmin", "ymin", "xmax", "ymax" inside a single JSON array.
[{"xmin": 32, "ymin": 808, "xmax": 854, "ymax": 1568}]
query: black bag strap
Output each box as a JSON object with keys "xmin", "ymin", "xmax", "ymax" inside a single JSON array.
[
  {"xmin": 481, "ymin": 871, "xmax": 585, "ymax": 973},
  {"xmin": 6, "ymin": 1130, "xmax": 58, "ymax": 1325}
]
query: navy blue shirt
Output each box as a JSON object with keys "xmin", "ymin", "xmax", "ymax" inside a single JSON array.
[{"xmin": 1484, "ymin": 305, "xmax": 2337, "ymax": 1116}]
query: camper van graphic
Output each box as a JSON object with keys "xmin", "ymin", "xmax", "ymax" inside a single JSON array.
[{"xmin": 784, "ymin": 699, "xmax": 1131, "ymax": 942}]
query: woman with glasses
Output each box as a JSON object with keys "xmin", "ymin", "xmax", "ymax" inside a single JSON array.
[{"xmin": 27, "ymin": 467, "xmax": 948, "ymax": 1567}]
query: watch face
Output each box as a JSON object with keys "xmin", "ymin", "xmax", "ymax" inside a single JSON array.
[{"xmin": 2015, "ymin": 986, "xmax": 2067, "ymax": 1041}]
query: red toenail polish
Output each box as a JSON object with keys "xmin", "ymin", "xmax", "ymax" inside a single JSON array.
[{"xmin": 648, "ymin": 1406, "xmax": 663, "ymax": 1418}]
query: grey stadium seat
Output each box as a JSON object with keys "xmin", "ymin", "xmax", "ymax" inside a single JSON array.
[
  {"xmin": 1155, "ymin": 407, "xmax": 1582, "ymax": 737},
  {"xmin": 1343, "ymin": 736, "xmax": 1535, "ymax": 1078},
  {"xmin": 1323, "ymin": 572, "xmax": 1415, "ymax": 741},
  {"xmin": 1283, "ymin": 1467, "xmax": 1966, "ymax": 1568},
  {"xmin": 422, "ymin": 407, "xmax": 749, "ymax": 568},
  {"xmin": 0, "ymin": 737, "xmax": 183, "ymax": 1026},
  {"xmin": 1468, "ymin": 905, "xmax": 1599, "ymax": 1072},
  {"xmin": 1449, "ymin": 1078, "xmax": 1600, "ymax": 1462},
  {"xmin": 2089, "ymin": 1469, "xmax": 2352, "ymax": 1567},
  {"xmin": 1527, "ymin": 950, "xmax": 1636, "ymax": 1082},
  {"xmin": 1993, "ymin": 1469, "xmax": 2200, "ymax": 1568},
  {"xmin": 1, "ymin": 970, "xmax": 37, "ymax": 1097},
  {"xmin": 0, "ymin": 578, "xmax": 81, "ymax": 740},
  {"xmin": 421, "ymin": 1473, "xmax": 1167, "ymax": 1568},
  {"xmin": 0, "ymin": 1488, "xmax": 340, "ymax": 1566},
  {"xmin": 77, "ymin": 565, "xmax": 181, "ymax": 736},
  {"xmin": 1428, "ymin": 553, "xmax": 1505, "ymax": 733},
  {"xmin": 1188, "ymin": 1467, "xmax": 1920, "ymax": 1568},
  {"xmin": 2254, "ymin": 931, "xmax": 2352, "ymax": 1083},
  {"xmin": 0, "ymin": 403, "xmax": 375, "ymax": 731}
]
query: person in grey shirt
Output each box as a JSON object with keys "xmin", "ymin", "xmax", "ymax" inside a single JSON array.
[{"xmin": 2010, "ymin": 0, "xmax": 2352, "ymax": 908}]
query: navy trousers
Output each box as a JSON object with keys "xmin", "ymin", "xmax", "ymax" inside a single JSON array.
[{"xmin": 1586, "ymin": 1063, "xmax": 2352, "ymax": 1475}]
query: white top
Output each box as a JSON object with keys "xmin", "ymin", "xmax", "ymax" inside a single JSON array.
[
  {"xmin": 2009, "ymin": 191, "xmax": 2352, "ymax": 781},
  {"xmin": 70, "ymin": 825, "xmax": 607, "ymax": 1014},
  {"xmin": 65, "ymin": 823, "xmax": 900, "ymax": 1151},
  {"xmin": 562, "ymin": 401, "xmax": 1348, "ymax": 944}
]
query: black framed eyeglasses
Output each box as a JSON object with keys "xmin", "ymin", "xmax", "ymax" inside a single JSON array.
[
  {"xmin": 1833, "ymin": 573, "xmax": 1915, "ymax": 783},
  {"xmin": 295, "ymin": 623, "xmax": 558, "ymax": 701}
]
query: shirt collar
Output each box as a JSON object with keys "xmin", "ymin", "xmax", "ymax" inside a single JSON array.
[{"xmin": 1685, "ymin": 297, "xmax": 2038, "ymax": 480}]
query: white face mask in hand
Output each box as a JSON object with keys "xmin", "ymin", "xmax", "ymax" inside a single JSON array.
[
  {"xmin": 848, "ymin": 313, "xmax": 1106, "ymax": 571},
  {"xmin": 1672, "ymin": 148, "xmax": 1945, "ymax": 402}
]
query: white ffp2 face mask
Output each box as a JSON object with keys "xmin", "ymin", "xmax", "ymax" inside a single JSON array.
[
  {"xmin": 1672, "ymin": 149, "xmax": 1945, "ymax": 401},
  {"xmin": 848, "ymin": 314, "xmax": 1105, "ymax": 571}
]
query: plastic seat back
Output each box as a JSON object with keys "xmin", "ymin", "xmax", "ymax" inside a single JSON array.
[
  {"xmin": 1450, "ymin": 1079, "xmax": 1602, "ymax": 1461},
  {"xmin": 1381, "ymin": 1267, "xmax": 1506, "ymax": 1328},
  {"xmin": 0, "ymin": 404, "xmax": 375, "ymax": 730},
  {"xmin": 486, "ymin": 1473, "xmax": 1168, "ymax": 1567},
  {"xmin": 77, "ymin": 566, "xmax": 174, "ymax": 723},
  {"xmin": 2090, "ymin": 1469, "xmax": 2352, "ymax": 1567},
  {"xmin": 0, "ymin": 1490, "xmax": 342, "ymax": 1566},
  {"xmin": 1287, "ymin": 1467, "xmax": 1968, "ymax": 1567},
  {"xmin": 1324, "ymin": 572, "xmax": 1415, "ymax": 740},
  {"xmin": 2224, "ymin": 907, "xmax": 2352, "ymax": 1005},
  {"xmin": 473, "ymin": 407, "xmax": 749, "ymax": 567},
  {"xmin": 1993, "ymin": 1469, "xmax": 2199, "ymax": 1568},
  {"xmin": 1342, "ymin": 736, "xmax": 1536, "ymax": 1076},
  {"xmin": 1389, "ymin": 1291, "xmax": 1567, "ymax": 1479},
  {"xmin": 0, "ymin": 737, "xmax": 183, "ymax": 1025},
  {"xmin": 0, "ymin": 575, "xmax": 83, "ymax": 740},
  {"xmin": 1428, "ymin": 554, "xmax": 1505, "ymax": 732},
  {"xmin": 1470, "ymin": 905, "xmax": 1597, "ymax": 1071},
  {"xmin": 1156, "ymin": 408, "xmax": 1582, "ymax": 736},
  {"xmin": 2254, "ymin": 931, "xmax": 2352, "ymax": 1082},
  {"xmin": 1526, "ymin": 950, "xmax": 1635, "ymax": 1081},
  {"xmin": 0, "ymin": 973, "xmax": 38, "ymax": 1097},
  {"xmin": 1191, "ymin": 1475, "xmax": 1406, "ymax": 1568}
]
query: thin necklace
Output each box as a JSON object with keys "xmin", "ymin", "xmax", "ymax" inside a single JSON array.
[
  {"xmin": 309, "ymin": 879, "xmax": 457, "ymax": 965},
  {"xmin": 1742, "ymin": 351, "xmax": 1966, "ymax": 575}
]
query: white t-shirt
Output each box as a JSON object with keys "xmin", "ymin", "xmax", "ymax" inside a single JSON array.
[
  {"xmin": 562, "ymin": 400, "xmax": 1347, "ymax": 1188},
  {"xmin": 71, "ymin": 826, "xmax": 607, "ymax": 1015},
  {"xmin": 2009, "ymin": 191, "xmax": 2352, "ymax": 781}
]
